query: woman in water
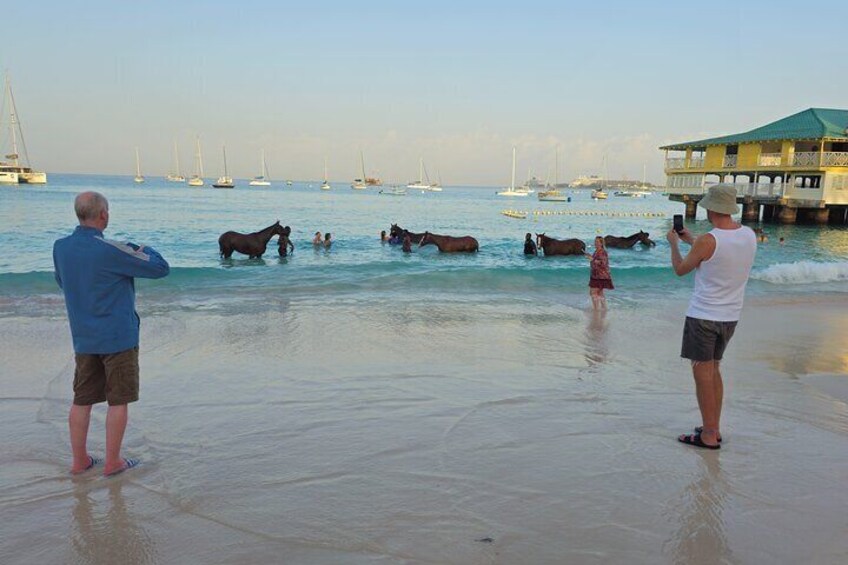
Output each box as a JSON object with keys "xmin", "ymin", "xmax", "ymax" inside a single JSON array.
[
  {"xmin": 324, "ymin": 233, "xmax": 333, "ymax": 248},
  {"xmin": 585, "ymin": 236, "xmax": 613, "ymax": 309},
  {"xmin": 312, "ymin": 232, "xmax": 323, "ymax": 246}
]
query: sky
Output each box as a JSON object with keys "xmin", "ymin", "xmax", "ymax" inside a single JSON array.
[{"xmin": 2, "ymin": 0, "xmax": 847, "ymax": 186}]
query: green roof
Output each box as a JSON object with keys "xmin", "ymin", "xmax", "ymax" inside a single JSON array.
[{"xmin": 660, "ymin": 108, "xmax": 848, "ymax": 150}]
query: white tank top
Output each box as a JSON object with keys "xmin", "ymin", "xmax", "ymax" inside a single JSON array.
[{"xmin": 686, "ymin": 226, "xmax": 757, "ymax": 322}]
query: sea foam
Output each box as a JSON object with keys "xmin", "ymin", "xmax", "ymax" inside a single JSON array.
[{"xmin": 753, "ymin": 261, "xmax": 848, "ymax": 284}]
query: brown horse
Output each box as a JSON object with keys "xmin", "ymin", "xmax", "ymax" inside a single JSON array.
[
  {"xmin": 535, "ymin": 233, "xmax": 586, "ymax": 256},
  {"xmin": 219, "ymin": 221, "xmax": 286, "ymax": 259},
  {"xmin": 604, "ymin": 231, "xmax": 656, "ymax": 249},
  {"xmin": 419, "ymin": 231, "xmax": 479, "ymax": 253},
  {"xmin": 390, "ymin": 223, "xmax": 425, "ymax": 244}
]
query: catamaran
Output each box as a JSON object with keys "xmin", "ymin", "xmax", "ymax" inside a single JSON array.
[
  {"xmin": 351, "ymin": 150, "xmax": 367, "ymax": 190},
  {"xmin": 249, "ymin": 149, "xmax": 271, "ymax": 186},
  {"xmin": 167, "ymin": 140, "xmax": 185, "ymax": 182},
  {"xmin": 133, "ymin": 148, "xmax": 145, "ymax": 183},
  {"xmin": 321, "ymin": 157, "xmax": 331, "ymax": 190},
  {"xmin": 0, "ymin": 74, "xmax": 47, "ymax": 184},
  {"xmin": 497, "ymin": 147, "xmax": 528, "ymax": 197},
  {"xmin": 188, "ymin": 137, "xmax": 205, "ymax": 186},
  {"xmin": 212, "ymin": 145, "xmax": 235, "ymax": 188}
]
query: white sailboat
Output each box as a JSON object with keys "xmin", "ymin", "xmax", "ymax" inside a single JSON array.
[
  {"xmin": 592, "ymin": 156, "xmax": 609, "ymax": 200},
  {"xmin": 497, "ymin": 147, "xmax": 528, "ymax": 197},
  {"xmin": 321, "ymin": 157, "xmax": 331, "ymax": 190},
  {"xmin": 0, "ymin": 74, "xmax": 47, "ymax": 184},
  {"xmin": 212, "ymin": 145, "xmax": 235, "ymax": 188},
  {"xmin": 133, "ymin": 148, "xmax": 145, "ymax": 183},
  {"xmin": 188, "ymin": 137, "xmax": 205, "ymax": 186},
  {"xmin": 407, "ymin": 157, "xmax": 440, "ymax": 191},
  {"xmin": 351, "ymin": 150, "xmax": 367, "ymax": 190},
  {"xmin": 249, "ymin": 149, "xmax": 271, "ymax": 186},
  {"xmin": 538, "ymin": 146, "xmax": 569, "ymax": 202},
  {"xmin": 167, "ymin": 140, "xmax": 185, "ymax": 182}
]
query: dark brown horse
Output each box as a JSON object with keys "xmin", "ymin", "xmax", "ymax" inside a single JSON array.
[
  {"xmin": 419, "ymin": 231, "xmax": 479, "ymax": 253},
  {"xmin": 535, "ymin": 233, "xmax": 586, "ymax": 256},
  {"xmin": 389, "ymin": 224, "xmax": 425, "ymax": 244},
  {"xmin": 604, "ymin": 231, "xmax": 656, "ymax": 249},
  {"xmin": 219, "ymin": 221, "xmax": 286, "ymax": 259}
]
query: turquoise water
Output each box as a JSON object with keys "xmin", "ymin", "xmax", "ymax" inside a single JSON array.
[{"xmin": 1, "ymin": 174, "xmax": 847, "ymax": 315}]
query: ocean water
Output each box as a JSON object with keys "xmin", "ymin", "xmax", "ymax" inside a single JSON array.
[
  {"xmin": 1, "ymin": 174, "xmax": 847, "ymax": 314},
  {"xmin": 2, "ymin": 176, "xmax": 848, "ymax": 564}
]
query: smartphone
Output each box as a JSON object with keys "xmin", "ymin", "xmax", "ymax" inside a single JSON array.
[{"xmin": 673, "ymin": 214, "xmax": 684, "ymax": 234}]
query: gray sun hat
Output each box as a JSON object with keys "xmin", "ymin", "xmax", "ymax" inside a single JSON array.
[{"xmin": 699, "ymin": 183, "xmax": 739, "ymax": 215}]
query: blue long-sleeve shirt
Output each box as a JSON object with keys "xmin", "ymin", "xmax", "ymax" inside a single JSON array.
[{"xmin": 53, "ymin": 225, "xmax": 170, "ymax": 354}]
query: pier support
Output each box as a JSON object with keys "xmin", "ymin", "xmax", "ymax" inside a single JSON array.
[
  {"xmin": 741, "ymin": 199, "xmax": 760, "ymax": 222},
  {"xmin": 830, "ymin": 207, "xmax": 848, "ymax": 225},
  {"xmin": 777, "ymin": 205, "xmax": 797, "ymax": 224},
  {"xmin": 685, "ymin": 199, "xmax": 698, "ymax": 219},
  {"xmin": 761, "ymin": 204, "xmax": 776, "ymax": 222},
  {"xmin": 813, "ymin": 208, "xmax": 830, "ymax": 224}
]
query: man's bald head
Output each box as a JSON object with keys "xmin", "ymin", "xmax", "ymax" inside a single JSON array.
[{"xmin": 74, "ymin": 192, "xmax": 109, "ymax": 228}]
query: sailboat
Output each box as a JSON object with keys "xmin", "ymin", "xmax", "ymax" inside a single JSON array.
[
  {"xmin": 538, "ymin": 146, "xmax": 569, "ymax": 202},
  {"xmin": 497, "ymin": 147, "xmax": 527, "ymax": 197},
  {"xmin": 249, "ymin": 149, "xmax": 271, "ymax": 186},
  {"xmin": 133, "ymin": 148, "xmax": 145, "ymax": 183},
  {"xmin": 0, "ymin": 74, "xmax": 47, "ymax": 184},
  {"xmin": 592, "ymin": 156, "xmax": 609, "ymax": 200},
  {"xmin": 407, "ymin": 157, "xmax": 440, "ymax": 191},
  {"xmin": 167, "ymin": 141, "xmax": 185, "ymax": 182},
  {"xmin": 321, "ymin": 157, "xmax": 331, "ymax": 190},
  {"xmin": 188, "ymin": 137, "xmax": 205, "ymax": 186},
  {"xmin": 212, "ymin": 145, "xmax": 235, "ymax": 188},
  {"xmin": 351, "ymin": 151, "xmax": 367, "ymax": 190}
]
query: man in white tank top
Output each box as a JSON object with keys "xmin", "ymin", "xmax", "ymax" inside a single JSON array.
[{"xmin": 666, "ymin": 184, "xmax": 757, "ymax": 449}]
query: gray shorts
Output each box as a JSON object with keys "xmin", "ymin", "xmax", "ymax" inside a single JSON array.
[{"xmin": 681, "ymin": 317, "xmax": 738, "ymax": 362}]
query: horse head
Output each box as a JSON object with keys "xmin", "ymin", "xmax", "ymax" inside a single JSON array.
[
  {"xmin": 638, "ymin": 230, "xmax": 656, "ymax": 246},
  {"xmin": 419, "ymin": 231, "xmax": 432, "ymax": 247},
  {"xmin": 535, "ymin": 233, "xmax": 546, "ymax": 247},
  {"xmin": 390, "ymin": 224, "xmax": 401, "ymax": 238},
  {"xmin": 271, "ymin": 222, "xmax": 286, "ymax": 236}
]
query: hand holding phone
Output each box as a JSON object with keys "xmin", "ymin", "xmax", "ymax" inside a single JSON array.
[{"xmin": 673, "ymin": 214, "xmax": 684, "ymax": 234}]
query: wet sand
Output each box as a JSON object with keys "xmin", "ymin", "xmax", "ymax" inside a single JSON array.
[{"xmin": 1, "ymin": 297, "xmax": 847, "ymax": 564}]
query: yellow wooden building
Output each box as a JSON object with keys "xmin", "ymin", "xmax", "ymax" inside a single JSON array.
[{"xmin": 661, "ymin": 108, "xmax": 848, "ymax": 223}]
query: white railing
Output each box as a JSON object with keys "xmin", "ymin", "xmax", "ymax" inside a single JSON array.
[
  {"xmin": 792, "ymin": 152, "xmax": 819, "ymax": 166},
  {"xmin": 723, "ymin": 155, "xmax": 737, "ymax": 168},
  {"xmin": 823, "ymin": 152, "xmax": 848, "ymax": 166},
  {"xmin": 758, "ymin": 153, "xmax": 782, "ymax": 166},
  {"xmin": 666, "ymin": 158, "xmax": 686, "ymax": 169},
  {"xmin": 734, "ymin": 183, "xmax": 783, "ymax": 198},
  {"xmin": 690, "ymin": 156, "xmax": 705, "ymax": 168}
]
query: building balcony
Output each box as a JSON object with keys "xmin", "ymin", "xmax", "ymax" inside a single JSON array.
[{"xmin": 665, "ymin": 151, "xmax": 848, "ymax": 171}]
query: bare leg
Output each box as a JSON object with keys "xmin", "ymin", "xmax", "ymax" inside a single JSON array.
[
  {"xmin": 69, "ymin": 404, "xmax": 93, "ymax": 473},
  {"xmin": 598, "ymin": 288, "xmax": 607, "ymax": 310},
  {"xmin": 715, "ymin": 362, "xmax": 723, "ymax": 438},
  {"xmin": 691, "ymin": 361, "xmax": 720, "ymax": 446},
  {"xmin": 590, "ymin": 288, "xmax": 600, "ymax": 310},
  {"xmin": 103, "ymin": 404, "xmax": 129, "ymax": 475}
]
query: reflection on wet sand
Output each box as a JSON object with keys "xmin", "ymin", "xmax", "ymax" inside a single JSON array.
[
  {"xmin": 583, "ymin": 309, "xmax": 609, "ymax": 368},
  {"xmin": 72, "ymin": 482, "xmax": 156, "ymax": 565},
  {"xmin": 664, "ymin": 454, "xmax": 732, "ymax": 565}
]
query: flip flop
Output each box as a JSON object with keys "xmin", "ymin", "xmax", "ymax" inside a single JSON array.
[
  {"xmin": 678, "ymin": 433, "xmax": 720, "ymax": 450},
  {"xmin": 70, "ymin": 455, "xmax": 103, "ymax": 475},
  {"xmin": 104, "ymin": 458, "xmax": 140, "ymax": 477},
  {"xmin": 694, "ymin": 426, "xmax": 722, "ymax": 442}
]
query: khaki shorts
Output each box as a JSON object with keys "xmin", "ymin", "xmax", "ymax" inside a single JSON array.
[
  {"xmin": 73, "ymin": 347, "xmax": 139, "ymax": 406},
  {"xmin": 681, "ymin": 317, "xmax": 738, "ymax": 362}
]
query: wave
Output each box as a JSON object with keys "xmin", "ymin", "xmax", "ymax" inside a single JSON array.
[{"xmin": 752, "ymin": 261, "xmax": 848, "ymax": 285}]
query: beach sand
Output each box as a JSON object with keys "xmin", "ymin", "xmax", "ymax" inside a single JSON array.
[{"xmin": 1, "ymin": 296, "xmax": 847, "ymax": 564}]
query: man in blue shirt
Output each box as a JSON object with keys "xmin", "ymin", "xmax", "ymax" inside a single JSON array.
[{"xmin": 53, "ymin": 192, "xmax": 170, "ymax": 476}]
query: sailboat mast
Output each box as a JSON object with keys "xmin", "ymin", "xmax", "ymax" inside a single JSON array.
[
  {"xmin": 510, "ymin": 147, "xmax": 516, "ymax": 190},
  {"xmin": 6, "ymin": 75, "xmax": 19, "ymax": 166},
  {"xmin": 360, "ymin": 150, "xmax": 366, "ymax": 179},
  {"xmin": 135, "ymin": 147, "xmax": 141, "ymax": 176},
  {"xmin": 222, "ymin": 145, "xmax": 228, "ymax": 177},
  {"xmin": 173, "ymin": 140, "xmax": 181, "ymax": 176},
  {"xmin": 261, "ymin": 149, "xmax": 267, "ymax": 177},
  {"xmin": 419, "ymin": 157, "xmax": 424, "ymax": 184},
  {"xmin": 196, "ymin": 137, "xmax": 204, "ymax": 177},
  {"xmin": 555, "ymin": 145, "xmax": 559, "ymax": 187}
]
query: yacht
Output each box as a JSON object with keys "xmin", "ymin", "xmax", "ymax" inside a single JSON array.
[
  {"xmin": 188, "ymin": 136, "xmax": 205, "ymax": 186},
  {"xmin": 133, "ymin": 148, "xmax": 145, "ymax": 183},
  {"xmin": 351, "ymin": 150, "xmax": 368, "ymax": 190},
  {"xmin": 497, "ymin": 147, "xmax": 528, "ymax": 197},
  {"xmin": 0, "ymin": 74, "xmax": 47, "ymax": 184},
  {"xmin": 212, "ymin": 145, "xmax": 235, "ymax": 189},
  {"xmin": 321, "ymin": 157, "xmax": 331, "ymax": 190},
  {"xmin": 167, "ymin": 140, "xmax": 185, "ymax": 182},
  {"xmin": 249, "ymin": 149, "xmax": 271, "ymax": 186}
]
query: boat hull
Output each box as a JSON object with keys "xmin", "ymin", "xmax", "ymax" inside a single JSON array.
[
  {"xmin": 19, "ymin": 171, "xmax": 47, "ymax": 184},
  {"xmin": 0, "ymin": 171, "xmax": 19, "ymax": 184}
]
